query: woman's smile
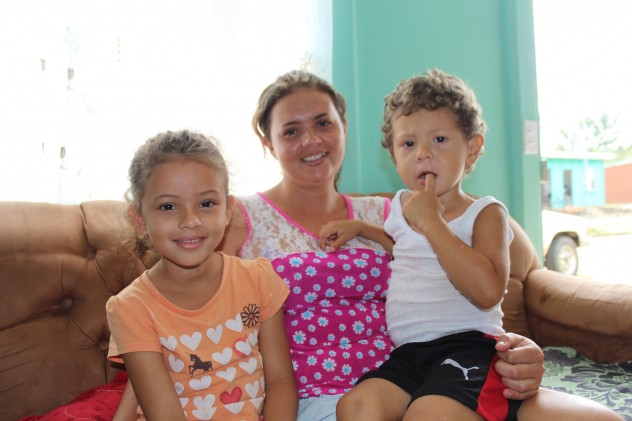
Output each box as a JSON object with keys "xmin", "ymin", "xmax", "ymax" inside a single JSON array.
[{"xmin": 302, "ymin": 151, "xmax": 328, "ymax": 163}]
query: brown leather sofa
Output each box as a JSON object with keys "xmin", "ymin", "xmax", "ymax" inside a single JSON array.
[{"xmin": 1, "ymin": 200, "xmax": 631, "ymax": 420}]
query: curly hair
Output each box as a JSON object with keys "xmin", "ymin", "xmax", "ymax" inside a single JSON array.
[{"xmin": 381, "ymin": 69, "xmax": 487, "ymax": 170}]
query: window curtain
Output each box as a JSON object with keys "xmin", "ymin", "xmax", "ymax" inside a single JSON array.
[{"xmin": 0, "ymin": 0, "xmax": 332, "ymax": 202}]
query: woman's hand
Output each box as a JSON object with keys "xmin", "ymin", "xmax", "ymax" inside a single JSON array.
[{"xmin": 495, "ymin": 333, "xmax": 545, "ymax": 400}]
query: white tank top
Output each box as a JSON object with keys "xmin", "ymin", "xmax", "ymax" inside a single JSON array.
[{"xmin": 385, "ymin": 191, "xmax": 513, "ymax": 347}]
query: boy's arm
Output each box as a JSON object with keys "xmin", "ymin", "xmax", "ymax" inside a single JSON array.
[
  {"xmin": 259, "ymin": 308, "xmax": 298, "ymax": 420},
  {"xmin": 319, "ymin": 220, "xmax": 394, "ymax": 253},
  {"xmin": 123, "ymin": 352, "xmax": 187, "ymax": 421},
  {"xmin": 404, "ymin": 175, "xmax": 509, "ymax": 309},
  {"xmin": 425, "ymin": 203, "xmax": 509, "ymax": 309}
]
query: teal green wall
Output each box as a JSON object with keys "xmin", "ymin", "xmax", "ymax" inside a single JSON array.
[{"xmin": 332, "ymin": 0, "xmax": 543, "ymax": 254}]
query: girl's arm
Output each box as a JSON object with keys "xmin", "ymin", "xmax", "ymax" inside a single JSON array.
[
  {"xmin": 112, "ymin": 380, "xmax": 139, "ymax": 421},
  {"xmin": 319, "ymin": 220, "xmax": 394, "ymax": 253},
  {"xmin": 258, "ymin": 308, "xmax": 298, "ymax": 420},
  {"xmin": 123, "ymin": 351, "xmax": 187, "ymax": 421}
]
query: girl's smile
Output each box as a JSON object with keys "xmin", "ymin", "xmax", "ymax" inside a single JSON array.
[{"xmin": 173, "ymin": 236, "xmax": 206, "ymax": 250}]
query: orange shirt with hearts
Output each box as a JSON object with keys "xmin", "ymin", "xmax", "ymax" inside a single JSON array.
[{"xmin": 107, "ymin": 254, "xmax": 289, "ymax": 420}]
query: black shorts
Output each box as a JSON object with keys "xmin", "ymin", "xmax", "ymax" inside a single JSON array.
[{"xmin": 358, "ymin": 331, "xmax": 521, "ymax": 421}]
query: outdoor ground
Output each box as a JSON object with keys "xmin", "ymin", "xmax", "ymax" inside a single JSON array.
[
  {"xmin": 572, "ymin": 205, "xmax": 632, "ymax": 286},
  {"xmin": 541, "ymin": 205, "xmax": 632, "ymax": 421}
]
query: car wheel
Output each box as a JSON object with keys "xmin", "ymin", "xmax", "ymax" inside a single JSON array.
[{"xmin": 545, "ymin": 235, "xmax": 579, "ymax": 275}]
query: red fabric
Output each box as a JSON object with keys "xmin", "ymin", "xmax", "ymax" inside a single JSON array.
[
  {"xmin": 476, "ymin": 355, "xmax": 509, "ymax": 421},
  {"xmin": 19, "ymin": 372, "xmax": 128, "ymax": 421}
]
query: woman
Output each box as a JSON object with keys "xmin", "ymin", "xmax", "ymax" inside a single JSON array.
[{"xmin": 219, "ymin": 70, "xmax": 622, "ymax": 420}]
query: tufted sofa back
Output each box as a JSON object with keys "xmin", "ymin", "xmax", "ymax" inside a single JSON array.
[{"xmin": 0, "ymin": 201, "xmax": 151, "ymax": 420}]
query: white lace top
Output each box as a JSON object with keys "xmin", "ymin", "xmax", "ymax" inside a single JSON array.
[{"xmin": 237, "ymin": 193, "xmax": 390, "ymax": 260}]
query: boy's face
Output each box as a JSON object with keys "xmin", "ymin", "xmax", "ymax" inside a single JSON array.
[{"xmin": 390, "ymin": 107, "xmax": 483, "ymax": 196}]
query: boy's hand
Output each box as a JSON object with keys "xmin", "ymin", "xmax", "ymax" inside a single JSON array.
[
  {"xmin": 494, "ymin": 333, "xmax": 544, "ymax": 400},
  {"xmin": 319, "ymin": 220, "xmax": 361, "ymax": 251},
  {"xmin": 402, "ymin": 173, "xmax": 444, "ymax": 233}
]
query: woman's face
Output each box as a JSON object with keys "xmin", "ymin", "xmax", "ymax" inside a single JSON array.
[{"xmin": 265, "ymin": 88, "xmax": 346, "ymax": 189}]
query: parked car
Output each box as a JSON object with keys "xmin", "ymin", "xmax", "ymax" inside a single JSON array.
[{"xmin": 541, "ymin": 209, "xmax": 589, "ymax": 275}]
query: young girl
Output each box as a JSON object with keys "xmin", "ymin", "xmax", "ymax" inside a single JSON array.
[
  {"xmin": 106, "ymin": 130, "xmax": 297, "ymax": 420},
  {"xmin": 320, "ymin": 69, "xmax": 517, "ymax": 420}
]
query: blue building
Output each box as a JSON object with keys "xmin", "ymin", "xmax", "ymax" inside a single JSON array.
[{"xmin": 541, "ymin": 151, "xmax": 612, "ymax": 209}]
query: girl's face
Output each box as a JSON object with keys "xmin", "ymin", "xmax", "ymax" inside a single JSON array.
[
  {"xmin": 390, "ymin": 107, "xmax": 483, "ymax": 198},
  {"xmin": 134, "ymin": 159, "xmax": 233, "ymax": 271},
  {"xmin": 265, "ymin": 88, "xmax": 347, "ymax": 189}
]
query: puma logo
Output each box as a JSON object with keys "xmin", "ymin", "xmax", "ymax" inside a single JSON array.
[{"xmin": 441, "ymin": 358, "xmax": 479, "ymax": 380}]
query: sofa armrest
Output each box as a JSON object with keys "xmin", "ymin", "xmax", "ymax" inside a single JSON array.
[
  {"xmin": 525, "ymin": 268, "xmax": 632, "ymax": 363},
  {"xmin": 501, "ymin": 217, "xmax": 540, "ymax": 338}
]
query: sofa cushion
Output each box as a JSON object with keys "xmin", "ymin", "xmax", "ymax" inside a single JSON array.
[
  {"xmin": 526, "ymin": 268, "xmax": 632, "ymax": 363},
  {"xmin": 0, "ymin": 201, "xmax": 146, "ymax": 420}
]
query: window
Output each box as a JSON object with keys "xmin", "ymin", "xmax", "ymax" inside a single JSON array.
[
  {"xmin": 534, "ymin": 0, "xmax": 632, "ymax": 284},
  {"xmin": 0, "ymin": 0, "xmax": 332, "ymax": 203}
]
